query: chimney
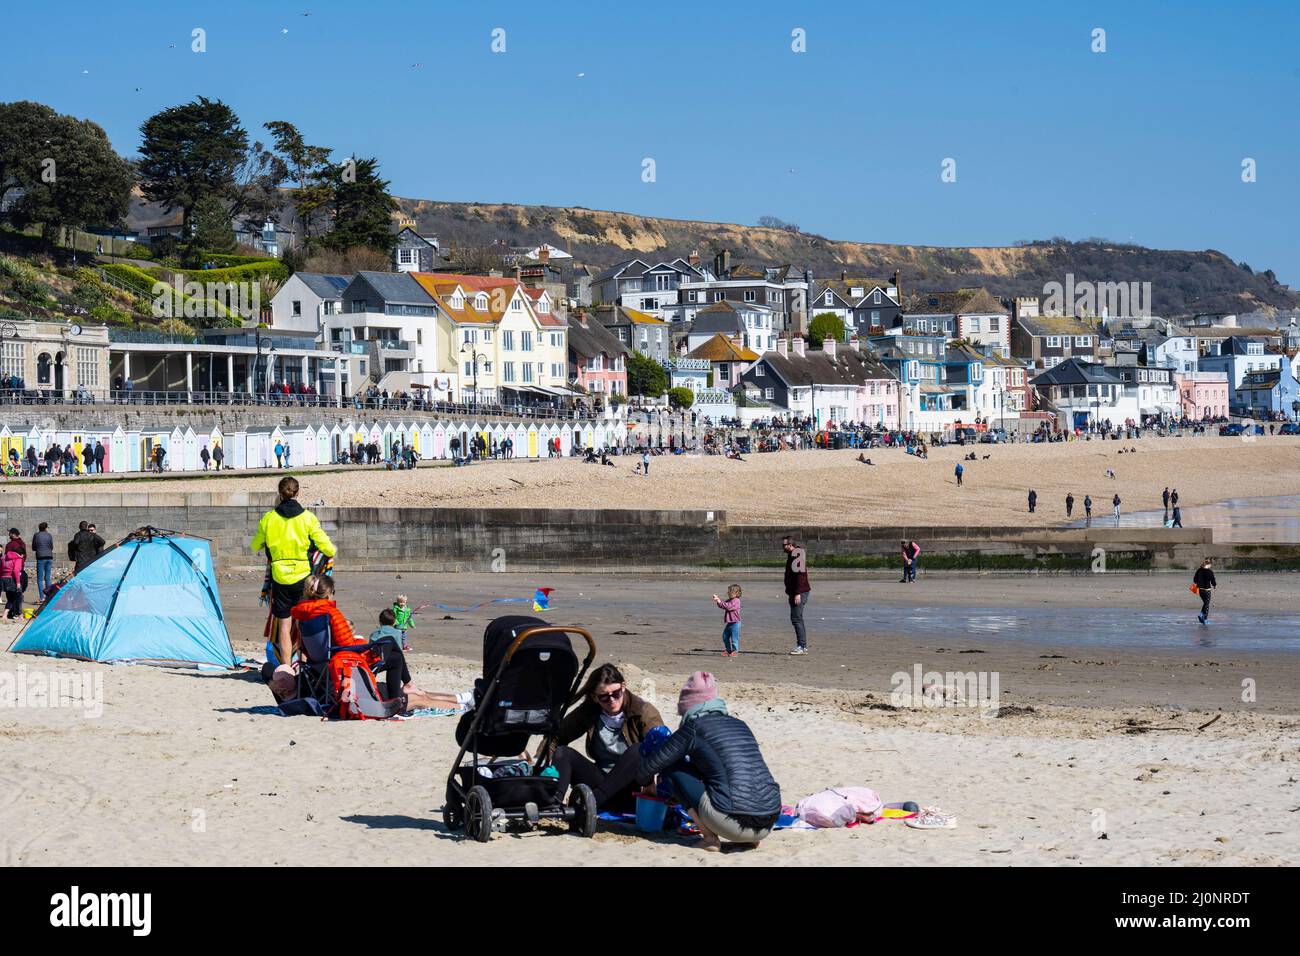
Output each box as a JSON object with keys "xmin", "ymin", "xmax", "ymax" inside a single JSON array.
[
  {"xmin": 539, "ymin": 246, "xmax": 550, "ymax": 263},
  {"xmin": 776, "ymin": 337, "xmax": 789, "ymax": 357},
  {"xmin": 840, "ymin": 269, "xmax": 847, "ymax": 282},
  {"xmin": 824, "ymin": 336, "xmax": 837, "ymax": 358},
  {"xmin": 713, "ymin": 250, "xmax": 731, "ymax": 279},
  {"xmin": 688, "ymin": 249, "xmax": 700, "ymax": 267},
  {"xmin": 792, "ymin": 337, "xmax": 806, "ymax": 358}
]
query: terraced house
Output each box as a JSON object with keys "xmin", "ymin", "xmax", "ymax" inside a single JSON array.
[
  {"xmin": 809, "ymin": 274, "xmax": 903, "ymax": 338},
  {"xmin": 1011, "ymin": 314, "xmax": 1101, "ymax": 370},
  {"xmin": 741, "ymin": 337, "xmax": 899, "ymax": 428}
]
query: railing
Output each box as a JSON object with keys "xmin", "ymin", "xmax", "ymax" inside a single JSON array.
[{"xmin": 0, "ymin": 387, "xmax": 593, "ymax": 420}]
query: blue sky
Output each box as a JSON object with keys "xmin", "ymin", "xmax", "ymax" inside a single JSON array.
[{"xmin": 3, "ymin": 0, "xmax": 1297, "ymax": 283}]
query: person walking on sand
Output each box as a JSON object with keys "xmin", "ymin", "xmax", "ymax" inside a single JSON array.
[
  {"xmin": 1192, "ymin": 557, "xmax": 1216, "ymax": 624},
  {"xmin": 783, "ymin": 535, "xmax": 811, "ymax": 655},
  {"xmin": 1162, "ymin": 486, "xmax": 1170, "ymax": 515},
  {"xmin": 954, "ymin": 462, "xmax": 964, "ymax": 487},
  {"xmin": 1171, "ymin": 488, "xmax": 1179, "ymax": 510},
  {"xmin": 251, "ymin": 476, "xmax": 337, "ymax": 668},
  {"xmin": 1084, "ymin": 494, "xmax": 1093, "ymax": 527},
  {"xmin": 1028, "ymin": 489, "xmax": 1037, "ymax": 513},
  {"xmin": 1065, "ymin": 493, "xmax": 1075, "ymax": 518},
  {"xmin": 1171, "ymin": 504, "xmax": 1183, "ymax": 528},
  {"xmin": 1112, "ymin": 493, "xmax": 1122, "ymax": 527}
]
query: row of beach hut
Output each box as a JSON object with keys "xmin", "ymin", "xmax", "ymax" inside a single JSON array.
[{"xmin": 0, "ymin": 419, "xmax": 628, "ymax": 474}]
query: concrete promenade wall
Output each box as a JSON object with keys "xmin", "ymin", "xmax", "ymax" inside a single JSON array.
[{"xmin": 0, "ymin": 490, "xmax": 1256, "ymax": 572}]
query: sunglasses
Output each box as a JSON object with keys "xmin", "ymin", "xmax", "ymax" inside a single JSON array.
[{"xmin": 595, "ymin": 687, "xmax": 624, "ymax": 703}]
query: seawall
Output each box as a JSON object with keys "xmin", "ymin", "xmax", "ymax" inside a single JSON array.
[{"xmin": 0, "ymin": 490, "xmax": 1272, "ymax": 573}]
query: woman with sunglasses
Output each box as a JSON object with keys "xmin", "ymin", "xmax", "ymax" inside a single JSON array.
[{"xmin": 550, "ymin": 663, "xmax": 665, "ymax": 813}]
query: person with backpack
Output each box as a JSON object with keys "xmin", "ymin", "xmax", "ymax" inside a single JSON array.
[{"xmin": 1192, "ymin": 558, "xmax": 1216, "ymax": 624}]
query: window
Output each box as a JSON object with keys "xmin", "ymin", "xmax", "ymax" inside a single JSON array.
[
  {"xmin": 1, "ymin": 341, "xmax": 25, "ymax": 379},
  {"xmin": 824, "ymin": 292, "xmax": 833, "ymax": 305},
  {"xmin": 463, "ymin": 361, "xmax": 473, "ymax": 377},
  {"xmin": 764, "ymin": 388, "xmax": 774, "ymax": 400},
  {"xmin": 292, "ymin": 300, "xmax": 302, "ymax": 316},
  {"xmin": 1075, "ymin": 336, "xmax": 1091, "ymax": 347},
  {"xmin": 502, "ymin": 362, "xmax": 516, "ymax": 383},
  {"xmin": 502, "ymin": 330, "xmax": 514, "ymax": 351},
  {"xmin": 1046, "ymin": 336, "xmax": 1061, "ymax": 348},
  {"xmin": 522, "ymin": 363, "xmax": 534, "ymax": 383},
  {"xmin": 989, "ymin": 317, "xmax": 999, "ymax": 331},
  {"xmin": 755, "ymin": 365, "xmax": 766, "ymax": 377},
  {"xmin": 483, "ymin": 329, "xmax": 493, "ymax": 343},
  {"xmin": 968, "ymin": 317, "xmax": 980, "ymax": 333},
  {"xmin": 463, "ymin": 329, "xmax": 476, "ymax": 344},
  {"xmin": 687, "ymin": 291, "xmax": 697, "ymax": 302},
  {"xmin": 718, "ymin": 363, "xmax": 729, "ymax": 378},
  {"xmin": 538, "ymin": 300, "xmax": 549, "ymax": 313},
  {"xmin": 655, "ymin": 274, "xmax": 672, "ymax": 291},
  {"xmin": 551, "ymin": 363, "xmax": 562, "ymax": 378},
  {"xmin": 416, "ymin": 330, "xmax": 423, "ymax": 345},
  {"xmin": 474, "ymin": 294, "xmax": 488, "ymax": 311},
  {"xmin": 713, "ymin": 292, "xmax": 724, "ymax": 302},
  {"xmin": 521, "ymin": 331, "xmax": 533, "ymax": 352},
  {"xmin": 871, "ymin": 310, "xmax": 880, "ymax": 322},
  {"xmin": 398, "ymin": 248, "xmax": 415, "ymax": 264},
  {"xmin": 744, "ymin": 290, "xmax": 756, "ymax": 302},
  {"xmin": 550, "ymin": 333, "xmax": 562, "ymax": 348},
  {"xmin": 483, "ymin": 361, "xmax": 493, "ymax": 374},
  {"xmin": 74, "ymin": 347, "xmax": 98, "ymax": 387}
]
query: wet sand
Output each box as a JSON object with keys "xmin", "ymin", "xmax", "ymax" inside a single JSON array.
[{"xmin": 219, "ymin": 570, "xmax": 1300, "ymax": 713}]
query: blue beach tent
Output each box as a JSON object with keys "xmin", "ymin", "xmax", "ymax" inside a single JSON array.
[{"xmin": 8, "ymin": 527, "xmax": 237, "ymax": 668}]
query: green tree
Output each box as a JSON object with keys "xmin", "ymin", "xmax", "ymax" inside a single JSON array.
[
  {"xmin": 137, "ymin": 97, "xmax": 249, "ymax": 235},
  {"xmin": 264, "ymin": 120, "xmax": 333, "ymax": 243},
  {"xmin": 186, "ymin": 195, "xmax": 236, "ymax": 258},
  {"xmin": 667, "ymin": 386, "xmax": 694, "ymax": 409},
  {"xmin": 627, "ymin": 351, "xmax": 668, "ymax": 397},
  {"xmin": 317, "ymin": 156, "xmax": 398, "ymax": 253},
  {"xmin": 0, "ymin": 102, "xmax": 134, "ymax": 242},
  {"xmin": 808, "ymin": 312, "xmax": 846, "ymax": 347}
]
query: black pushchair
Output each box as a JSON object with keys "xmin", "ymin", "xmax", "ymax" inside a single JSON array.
[{"xmin": 443, "ymin": 616, "xmax": 597, "ymax": 842}]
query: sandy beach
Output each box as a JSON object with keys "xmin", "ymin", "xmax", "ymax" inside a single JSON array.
[
  {"xmin": 3, "ymin": 569, "xmax": 1298, "ymax": 867},
  {"xmin": 44, "ymin": 436, "xmax": 1300, "ymax": 529}
]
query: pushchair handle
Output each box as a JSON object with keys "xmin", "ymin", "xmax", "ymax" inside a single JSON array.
[{"xmin": 504, "ymin": 626, "xmax": 596, "ymax": 668}]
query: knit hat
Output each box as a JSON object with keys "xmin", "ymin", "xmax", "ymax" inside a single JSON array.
[{"xmin": 677, "ymin": 671, "xmax": 718, "ymax": 715}]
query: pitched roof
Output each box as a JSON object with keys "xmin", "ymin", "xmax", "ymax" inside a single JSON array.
[
  {"xmin": 591, "ymin": 258, "xmax": 650, "ymax": 284},
  {"xmin": 759, "ymin": 347, "xmax": 898, "ymax": 387},
  {"xmin": 297, "ymin": 273, "xmax": 351, "ymax": 298},
  {"xmin": 906, "ymin": 287, "xmax": 1006, "ymax": 315},
  {"xmin": 1030, "ymin": 357, "xmax": 1123, "ymax": 387},
  {"xmin": 1016, "ymin": 315, "xmax": 1101, "ymax": 337},
  {"xmin": 567, "ymin": 315, "xmax": 628, "ymax": 360},
  {"xmin": 347, "ymin": 271, "xmax": 435, "ymax": 306},
  {"xmin": 814, "ymin": 278, "xmax": 898, "ymax": 307},
  {"xmin": 410, "ymin": 272, "xmax": 535, "ymax": 325},
  {"xmin": 687, "ymin": 334, "xmax": 759, "ymax": 362},
  {"xmin": 589, "ymin": 304, "xmax": 668, "ymax": 327}
]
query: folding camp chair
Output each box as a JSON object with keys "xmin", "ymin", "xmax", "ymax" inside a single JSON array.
[{"xmin": 286, "ymin": 613, "xmax": 403, "ymax": 719}]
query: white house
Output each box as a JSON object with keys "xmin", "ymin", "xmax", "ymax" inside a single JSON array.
[{"xmin": 269, "ymin": 273, "xmax": 351, "ymax": 335}]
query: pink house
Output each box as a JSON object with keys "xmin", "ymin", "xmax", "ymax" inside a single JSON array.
[
  {"xmin": 1176, "ymin": 371, "xmax": 1230, "ymax": 419},
  {"xmin": 685, "ymin": 333, "xmax": 760, "ymax": 389},
  {"xmin": 568, "ymin": 313, "xmax": 628, "ymax": 398}
]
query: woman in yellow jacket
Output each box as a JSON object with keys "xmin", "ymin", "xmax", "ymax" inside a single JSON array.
[{"xmin": 251, "ymin": 476, "xmax": 337, "ymax": 665}]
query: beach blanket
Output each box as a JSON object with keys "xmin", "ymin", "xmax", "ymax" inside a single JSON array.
[{"xmin": 399, "ymin": 707, "xmax": 460, "ymax": 719}]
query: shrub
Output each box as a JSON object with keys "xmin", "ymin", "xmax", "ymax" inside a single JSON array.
[{"xmin": 668, "ymin": 386, "xmax": 695, "ymax": 409}]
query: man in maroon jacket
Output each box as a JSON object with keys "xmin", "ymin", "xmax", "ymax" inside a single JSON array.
[{"xmin": 783, "ymin": 535, "xmax": 811, "ymax": 655}]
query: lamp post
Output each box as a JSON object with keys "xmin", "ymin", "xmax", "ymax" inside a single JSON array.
[
  {"xmin": 460, "ymin": 342, "xmax": 487, "ymax": 410},
  {"xmin": 254, "ymin": 335, "xmax": 273, "ymax": 403},
  {"xmin": 1292, "ymin": 399, "xmax": 1299, "ymax": 422}
]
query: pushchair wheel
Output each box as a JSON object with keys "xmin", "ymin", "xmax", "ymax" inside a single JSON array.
[
  {"xmin": 569, "ymin": 783, "xmax": 597, "ymax": 838},
  {"xmin": 466, "ymin": 785, "xmax": 494, "ymax": 843},
  {"xmin": 443, "ymin": 796, "xmax": 464, "ymax": 832}
]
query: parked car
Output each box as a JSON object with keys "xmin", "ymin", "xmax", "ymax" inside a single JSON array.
[
  {"xmin": 979, "ymin": 428, "xmax": 1008, "ymax": 444},
  {"xmin": 1219, "ymin": 423, "xmax": 1246, "ymax": 436}
]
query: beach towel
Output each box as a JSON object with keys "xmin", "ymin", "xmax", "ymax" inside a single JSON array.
[{"xmin": 400, "ymin": 707, "xmax": 460, "ymax": 719}]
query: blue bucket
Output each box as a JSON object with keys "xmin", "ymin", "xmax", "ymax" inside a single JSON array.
[{"xmin": 634, "ymin": 794, "xmax": 668, "ymax": 832}]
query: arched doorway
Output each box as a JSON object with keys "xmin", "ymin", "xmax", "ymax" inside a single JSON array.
[
  {"xmin": 54, "ymin": 351, "xmax": 65, "ymax": 393},
  {"xmin": 36, "ymin": 353, "xmax": 51, "ymax": 386}
]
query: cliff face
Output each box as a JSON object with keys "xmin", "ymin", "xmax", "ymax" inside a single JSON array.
[{"xmin": 400, "ymin": 199, "xmax": 1297, "ymax": 317}]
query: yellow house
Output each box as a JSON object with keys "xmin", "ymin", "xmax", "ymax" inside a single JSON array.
[{"xmin": 410, "ymin": 274, "xmax": 569, "ymax": 405}]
